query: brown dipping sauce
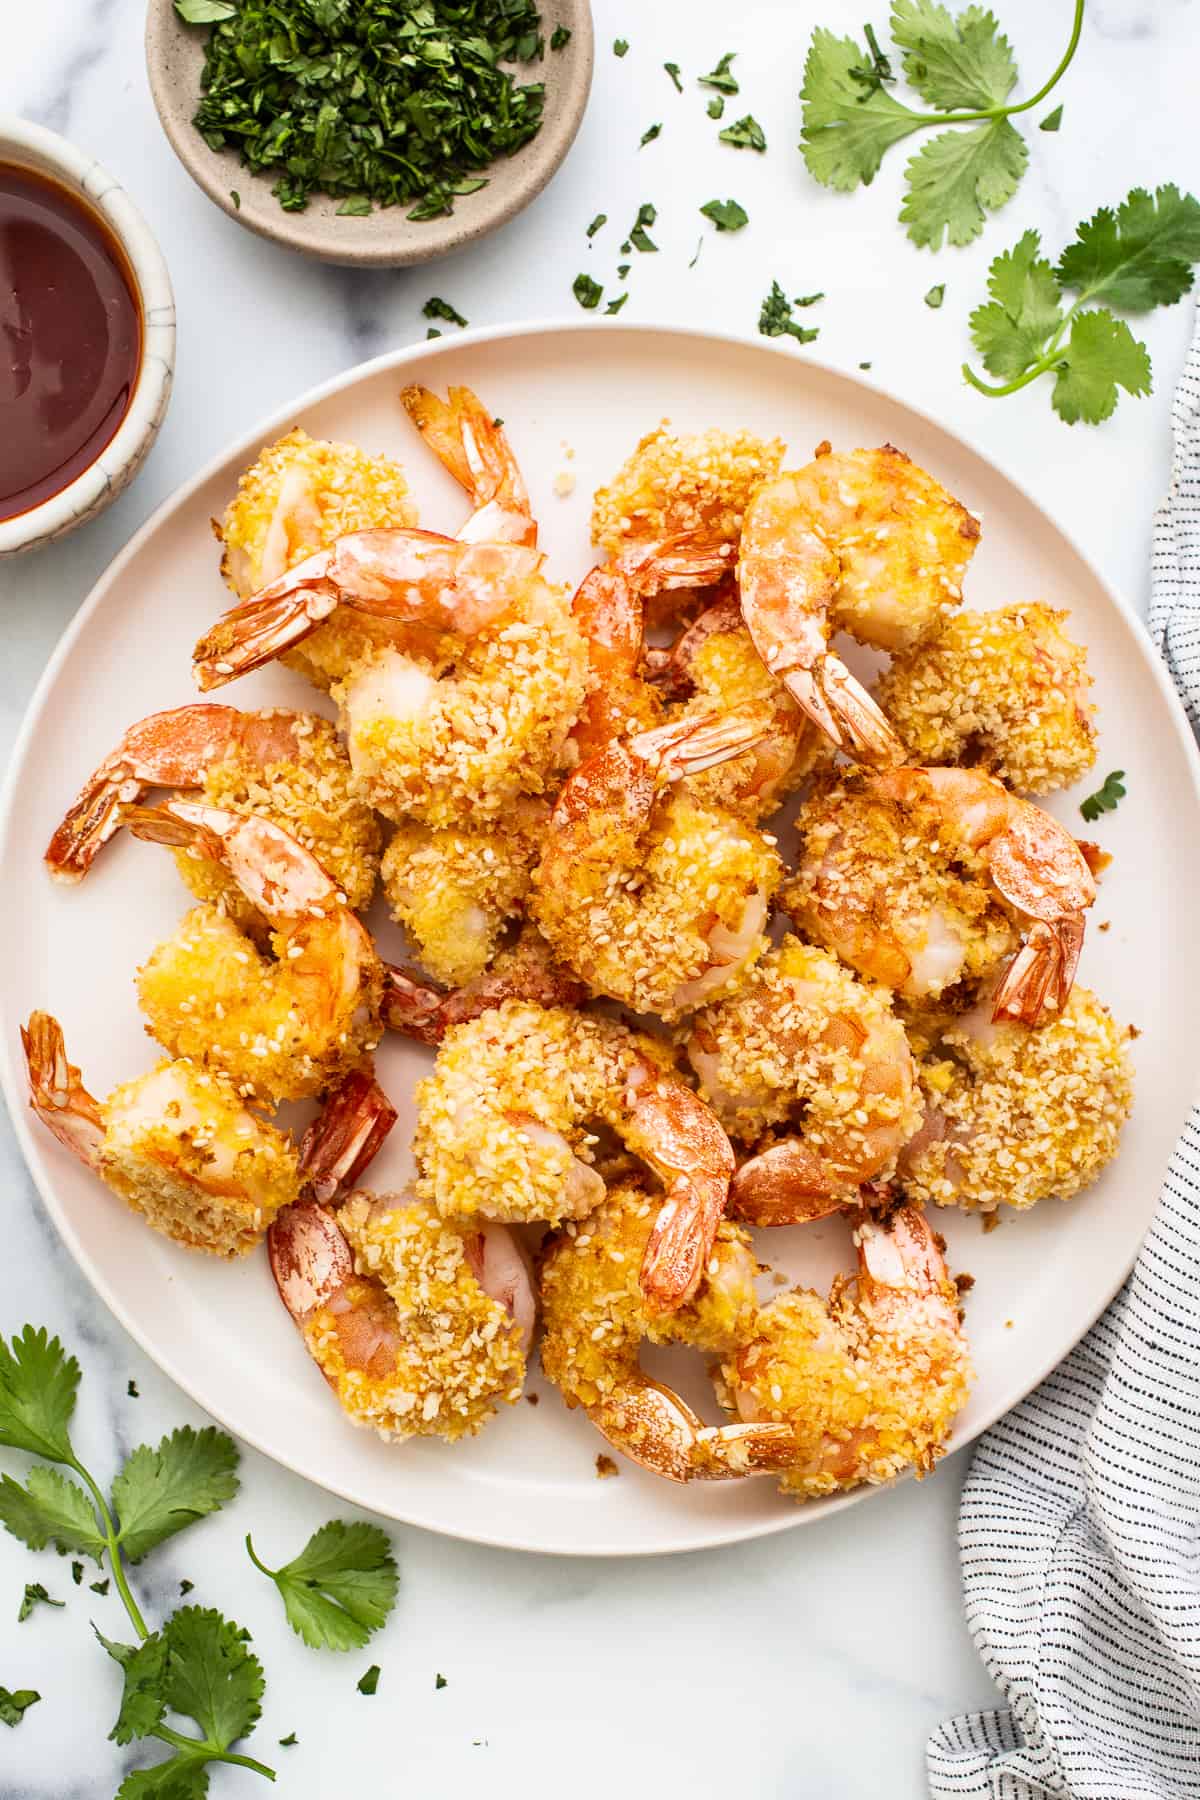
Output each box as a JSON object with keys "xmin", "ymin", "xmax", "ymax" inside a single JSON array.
[{"xmin": 0, "ymin": 163, "xmax": 142, "ymax": 522}]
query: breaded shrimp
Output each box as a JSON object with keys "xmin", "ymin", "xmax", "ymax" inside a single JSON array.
[
  {"xmin": 129, "ymin": 801, "xmax": 383, "ymax": 1105},
  {"xmin": 591, "ymin": 423, "xmax": 785, "ymax": 590},
  {"xmin": 684, "ymin": 937, "xmax": 923, "ymax": 1226},
  {"xmin": 413, "ymin": 1000, "xmax": 739, "ymax": 1312},
  {"xmin": 380, "ymin": 805, "xmax": 546, "ymax": 988},
  {"xmin": 738, "ymin": 444, "xmax": 980, "ymax": 762},
  {"xmin": 382, "ymin": 927, "xmax": 585, "ymax": 1045},
  {"xmin": 718, "ymin": 1205, "xmax": 973, "ymax": 1499},
  {"xmin": 539, "ymin": 1180, "xmax": 796, "ymax": 1482},
  {"xmin": 45, "ymin": 705, "xmax": 380, "ymax": 923},
  {"xmin": 269, "ymin": 1194, "xmax": 533, "ymax": 1442},
  {"xmin": 22, "ymin": 1010, "xmax": 300, "ymax": 1256},
  {"xmin": 401, "ymin": 384, "xmax": 535, "ymax": 546},
  {"xmin": 898, "ymin": 985, "xmax": 1134, "ymax": 1213},
  {"xmin": 218, "ymin": 427, "xmax": 418, "ymax": 689},
  {"xmin": 875, "ymin": 602, "xmax": 1097, "ymax": 796},
  {"xmin": 532, "ymin": 713, "xmax": 781, "ymax": 1019}
]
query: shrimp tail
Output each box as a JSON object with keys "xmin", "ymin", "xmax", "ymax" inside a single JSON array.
[
  {"xmin": 991, "ymin": 915, "xmax": 1084, "ymax": 1025},
  {"xmin": 193, "ymin": 569, "xmax": 339, "ymax": 690},
  {"xmin": 401, "ymin": 384, "xmax": 535, "ymax": 546},
  {"xmin": 783, "ymin": 654, "xmax": 904, "ymax": 766},
  {"xmin": 268, "ymin": 1199, "xmax": 354, "ymax": 1322},
  {"xmin": 300, "ymin": 1069, "xmax": 397, "ymax": 1204},
  {"xmin": 634, "ymin": 709, "xmax": 769, "ymax": 781},
  {"xmin": 729, "ymin": 1137, "xmax": 847, "ymax": 1227},
  {"xmin": 590, "ymin": 1376, "xmax": 796, "ymax": 1483},
  {"xmin": 21, "ymin": 1012, "xmax": 105, "ymax": 1168},
  {"xmin": 382, "ymin": 938, "xmax": 587, "ymax": 1046}
]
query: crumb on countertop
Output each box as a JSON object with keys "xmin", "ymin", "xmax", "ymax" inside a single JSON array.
[
  {"xmin": 553, "ymin": 471, "xmax": 576, "ymax": 498},
  {"xmin": 595, "ymin": 1453, "xmax": 620, "ymax": 1479}
]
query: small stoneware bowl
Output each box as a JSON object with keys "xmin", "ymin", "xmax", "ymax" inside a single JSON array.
[
  {"xmin": 145, "ymin": 0, "xmax": 594, "ymax": 268},
  {"xmin": 0, "ymin": 117, "xmax": 176, "ymax": 559}
]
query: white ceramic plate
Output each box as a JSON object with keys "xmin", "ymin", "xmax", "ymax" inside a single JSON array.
[{"xmin": 3, "ymin": 323, "xmax": 1198, "ymax": 1557}]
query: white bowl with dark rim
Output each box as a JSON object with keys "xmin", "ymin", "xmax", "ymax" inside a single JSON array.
[
  {"xmin": 0, "ymin": 117, "xmax": 176, "ymax": 558},
  {"xmin": 144, "ymin": 0, "xmax": 593, "ymax": 267}
]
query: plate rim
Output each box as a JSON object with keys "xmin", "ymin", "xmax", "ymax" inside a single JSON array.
[{"xmin": 3, "ymin": 318, "xmax": 1198, "ymax": 1556}]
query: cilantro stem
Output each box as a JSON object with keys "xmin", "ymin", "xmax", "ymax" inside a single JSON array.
[
  {"xmin": 905, "ymin": 0, "xmax": 1085, "ymax": 127},
  {"xmin": 963, "ymin": 294, "xmax": 1079, "ymax": 398},
  {"xmin": 153, "ymin": 1724, "xmax": 276, "ymax": 1782},
  {"xmin": 67, "ymin": 1454, "xmax": 148, "ymax": 1641}
]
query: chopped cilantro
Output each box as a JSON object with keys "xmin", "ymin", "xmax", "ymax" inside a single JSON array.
[
  {"xmin": 664, "ymin": 62, "xmax": 683, "ymax": 92},
  {"xmin": 435, "ymin": 1673, "xmax": 448, "ymax": 1689},
  {"xmin": 357, "ymin": 1664, "xmax": 381, "ymax": 1696},
  {"xmin": 925, "ymin": 283, "xmax": 946, "ymax": 308},
  {"xmin": 639, "ymin": 122, "xmax": 662, "ymax": 148},
  {"xmin": 605, "ymin": 293, "xmax": 629, "ymax": 314},
  {"xmin": 613, "ymin": 38, "xmax": 629, "ymax": 57},
  {"xmin": 1040, "ymin": 104, "xmax": 1063, "ymax": 132},
  {"xmin": 18, "ymin": 1582, "xmax": 63, "ymax": 1622},
  {"xmin": 550, "ymin": 25, "xmax": 571, "ymax": 50},
  {"xmin": 422, "ymin": 297, "xmax": 469, "ymax": 328},
  {"xmin": 573, "ymin": 272, "xmax": 604, "ymax": 309},
  {"xmin": 698, "ymin": 51, "xmax": 739, "ymax": 94},
  {"xmin": 1079, "ymin": 770, "xmax": 1126, "ymax": 822},
  {"xmin": 759, "ymin": 280, "xmax": 821, "ymax": 344},
  {"xmin": 126, "ymin": 1381, "xmax": 139, "ymax": 1398},
  {"xmin": 280, "ymin": 1731, "xmax": 299, "ymax": 1746},
  {"xmin": 707, "ymin": 95, "xmax": 725, "ymax": 119},
  {"xmin": 719, "ymin": 114, "xmax": 766, "ymax": 152},
  {"xmin": 628, "ymin": 203, "xmax": 658, "ymax": 252},
  {"xmin": 586, "ymin": 213, "xmax": 607, "ymax": 238},
  {"xmin": 700, "ymin": 197, "xmax": 748, "ymax": 232}
]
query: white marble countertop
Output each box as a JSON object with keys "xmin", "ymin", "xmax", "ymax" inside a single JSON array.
[{"xmin": 1, "ymin": 1, "xmax": 1195, "ymax": 1793}]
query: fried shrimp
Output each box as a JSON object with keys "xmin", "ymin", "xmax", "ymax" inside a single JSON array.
[
  {"xmin": 269, "ymin": 1194, "xmax": 533, "ymax": 1441},
  {"xmin": 898, "ymin": 985, "xmax": 1134, "ymax": 1214},
  {"xmin": 539, "ymin": 1180, "xmax": 797, "ymax": 1482},
  {"xmin": 217, "ymin": 427, "xmax": 418, "ymax": 689},
  {"xmin": 876, "ymin": 603, "xmax": 1097, "ymax": 795},
  {"xmin": 591, "ymin": 423, "xmax": 785, "ymax": 582},
  {"xmin": 718, "ymin": 1204, "xmax": 973, "ymax": 1499},
  {"xmin": 401, "ymin": 384, "xmax": 535, "ymax": 545},
  {"xmin": 785, "ymin": 766, "xmax": 1096, "ymax": 1023},
  {"xmin": 738, "ymin": 444, "xmax": 979, "ymax": 762},
  {"xmin": 532, "ymin": 713, "xmax": 781, "ymax": 1018},
  {"xmin": 380, "ymin": 803, "xmax": 546, "ymax": 986},
  {"xmin": 128, "ymin": 801, "xmax": 383, "ymax": 1105},
  {"xmin": 22, "ymin": 1010, "xmax": 301, "ymax": 1256},
  {"xmin": 413, "ymin": 999, "xmax": 738, "ymax": 1312},
  {"xmin": 684, "ymin": 937, "xmax": 923, "ymax": 1227},
  {"xmin": 45, "ymin": 705, "xmax": 380, "ymax": 922}
]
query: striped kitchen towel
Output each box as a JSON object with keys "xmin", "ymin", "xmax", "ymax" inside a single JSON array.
[{"xmin": 927, "ymin": 313, "xmax": 1200, "ymax": 1800}]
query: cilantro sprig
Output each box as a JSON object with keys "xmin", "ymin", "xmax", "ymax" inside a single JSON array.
[
  {"xmin": 247, "ymin": 1523, "xmax": 399, "ymax": 1653},
  {"xmin": 1079, "ymin": 770, "xmax": 1126, "ymax": 822},
  {"xmin": 964, "ymin": 187, "xmax": 1200, "ymax": 422},
  {"xmin": 800, "ymin": 0, "xmax": 1085, "ymax": 248}
]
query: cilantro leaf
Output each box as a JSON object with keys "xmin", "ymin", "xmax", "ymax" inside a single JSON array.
[
  {"xmin": 102, "ymin": 1628, "xmax": 169, "ymax": 1744},
  {"xmin": 111, "ymin": 1428, "xmax": 239, "ymax": 1565},
  {"xmin": 1057, "ymin": 184, "xmax": 1200, "ymax": 312},
  {"xmin": 900, "ymin": 117, "xmax": 1026, "ymax": 248},
  {"xmin": 967, "ymin": 228, "xmax": 1063, "ymax": 377},
  {"xmin": 248, "ymin": 1522, "xmax": 399, "ymax": 1653},
  {"xmin": 891, "ymin": 0, "xmax": 1017, "ymax": 110},
  {"xmin": 800, "ymin": 29, "xmax": 924, "ymax": 191},
  {"xmin": 164, "ymin": 1608, "xmax": 265, "ymax": 1746},
  {"xmin": 336, "ymin": 195, "xmax": 372, "ymax": 217},
  {"xmin": 422, "ymin": 297, "xmax": 468, "ymax": 328},
  {"xmin": 1052, "ymin": 311, "xmax": 1151, "ymax": 424},
  {"xmin": 628, "ymin": 203, "xmax": 658, "ymax": 253},
  {"xmin": 0, "ymin": 1467, "xmax": 106, "ymax": 1560},
  {"xmin": 0, "ymin": 1686, "xmax": 40, "ymax": 1727},
  {"xmin": 0, "ymin": 1326, "xmax": 81, "ymax": 1462},
  {"xmin": 1080, "ymin": 770, "xmax": 1126, "ymax": 822},
  {"xmin": 759, "ymin": 280, "xmax": 821, "ymax": 344},
  {"xmin": 173, "ymin": 0, "xmax": 235, "ymax": 19},
  {"xmin": 573, "ymin": 273, "xmax": 603, "ymax": 309},
  {"xmin": 719, "ymin": 114, "xmax": 766, "ymax": 152},
  {"xmin": 698, "ymin": 52, "xmax": 739, "ymax": 94},
  {"xmin": 18, "ymin": 1581, "xmax": 63, "ymax": 1622},
  {"xmin": 700, "ymin": 198, "xmax": 749, "ymax": 232}
]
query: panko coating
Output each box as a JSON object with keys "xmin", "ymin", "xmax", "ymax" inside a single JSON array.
[
  {"xmin": 876, "ymin": 602, "xmax": 1097, "ymax": 796},
  {"xmin": 381, "ymin": 808, "xmax": 543, "ymax": 988},
  {"xmin": 899, "ymin": 984, "xmax": 1135, "ymax": 1213},
  {"xmin": 218, "ymin": 427, "xmax": 419, "ymax": 689}
]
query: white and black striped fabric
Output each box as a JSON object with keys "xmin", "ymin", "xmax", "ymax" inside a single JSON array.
[{"xmin": 928, "ymin": 313, "xmax": 1200, "ymax": 1800}]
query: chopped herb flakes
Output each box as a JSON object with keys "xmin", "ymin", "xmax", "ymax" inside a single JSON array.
[
  {"xmin": 628, "ymin": 203, "xmax": 658, "ymax": 252},
  {"xmin": 847, "ymin": 22, "xmax": 894, "ymax": 97},
  {"xmin": 177, "ymin": 0, "xmax": 550, "ymax": 219},
  {"xmin": 357, "ymin": 1664, "xmax": 381, "ymax": 1696},
  {"xmin": 126, "ymin": 1380, "xmax": 139, "ymax": 1398},
  {"xmin": 664, "ymin": 62, "xmax": 683, "ymax": 93},
  {"xmin": 435, "ymin": 1673, "xmax": 448, "ymax": 1689},
  {"xmin": 617, "ymin": 261, "xmax": 631, "ymax": 277},
  {"xmin": 613, "ymin": 38, "xmax": 629, "ymax": 57},
  {"xmin": 689, "ymin": 237, "xmax": 703, "ymax": 268},
  {"xmin": 280, "ymin": 1732, "xmax": 299, "ymax": 1747},
  {"xmin": 586, "ymin": 213, "xmax": 607, "ymax": 238},
  {"xmin": 605, "ymin": 293, "xmax": 629, "ymax": 314},
  {"xmin": 925, "ymin": 283, "xmax": 946, "ymax": 308},
  {"xmin": 639, "ymin": 122, "xmax": 662, "ymax": 148},
  {"xmin": 0, "ymin": 1687, "xmax": 40, "ymax": 1728},
  {"xmin": 550, "ymin": 25, "xmax": 571, "ymax": 50},
  {"xmin": 698, "ymin": 52, "xmax": 738, "ymax": 95},
  {"xmin": 759, "ymin": 280, "xmax": 820, "ymax": 344},
  {"xmin": 18, "ymin": 1582, "xmax": 63, "ymax": 1623},
  {"xmin": 573, "ymin": 273, "xmax": 604, "ymax": 309},
  {"xmin": 719, "ymin": 114, "xmax": 766, "ymax": 152},
  {"xmin": 707, "ymin": 96, "xmax": 725, "ymax": 119},
  {"xmin": 1040, "ymin": 105, "xmax": 1063, "ymax": 132},
  {"xmin": 423, "ymin": 297, "xmax": 469, "ymax": 328},
  {"xmin": 1079, "ymin": 770, "xmax": 1126, "ymax": 822},
  {"xmin": 700, "ymin": 197, "xmax": 748, "ymax": 232}
]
